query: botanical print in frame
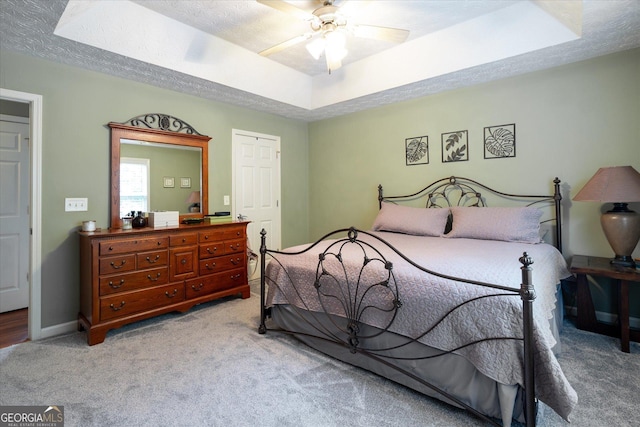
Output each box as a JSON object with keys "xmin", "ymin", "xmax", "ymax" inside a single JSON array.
[
  {"xmin": 484, "ymin": 123, "xmax": 516, "ymax": 159},
  {"xmin": 405, "ymin": 136, "xmax": 429, "ymax": 165},
  {"xmin": 441, "ymin": 130, "xmax": 469, "ymax": 162}
]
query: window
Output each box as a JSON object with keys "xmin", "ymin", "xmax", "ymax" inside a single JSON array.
[{"xmin": 120, "ymin": 157, "xmax": 150, "ymax": 217}]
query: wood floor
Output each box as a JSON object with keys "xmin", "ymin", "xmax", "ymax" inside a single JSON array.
[{"xmin": 0, "ymin": 308, "xmax": 29, "ymax": 349}]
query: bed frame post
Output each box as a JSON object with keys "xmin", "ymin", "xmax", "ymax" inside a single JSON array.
[
  {"xmin": 378, "ymin": 184, "xmax": 383, "ymax": 209},
  {"xmin": 553, "ymin": 177, "xmax": 562, "ymax": 253},
  {"xmin": 519, "ymin": 252, "xmax": 537, "ymax": 427},
  {"xmin": 258, "ymin": 228, "xmax": 268, "ymax": 334}
]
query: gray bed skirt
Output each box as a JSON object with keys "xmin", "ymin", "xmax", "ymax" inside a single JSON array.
[{"xmin": 270, "ymin": 304, "xmax": 530, "ymax": 426}]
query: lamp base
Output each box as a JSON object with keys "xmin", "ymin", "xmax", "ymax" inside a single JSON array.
[
  {"xmin": 610, "ymin": 255, "xmax": 637, "ymax": 269},
  {"xmin": 601, "ymin": 203, "xmax": 640, "ymax": 269}
]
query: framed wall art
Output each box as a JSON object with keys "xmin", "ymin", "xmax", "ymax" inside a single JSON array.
[
  {"xmin": 441, "ymin": 130, "xmax": 468, "ymax": 163},
  {"xmin": 484, "ymin": 123, "xmax": 516, "ymax": 159},
  {"xmin": 163, "ymin": 177, "xmax": 175, "ymax": 188},
  {"xmin": 405, "ymin": 136, "xmax": 429, "ymax": 166}
]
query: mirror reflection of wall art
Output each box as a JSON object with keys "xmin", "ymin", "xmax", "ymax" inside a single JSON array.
[
  {"xmin": 405, "ymin": 136, "xmax": 429, "ymax": 166},
  {"xmin": 484, "ymin": 123, "xmax": 516, "ymax": 159},
  {"xmin": 163, "ymin": 177, "xmax": 175, "ymax": 188},
  {"xmin": 180, "ymin": 177, "xmax": 191, "ymax": 188},
  {"xmin": 442, "ymin": 130, "xmax": 469, "ymax": 163}
]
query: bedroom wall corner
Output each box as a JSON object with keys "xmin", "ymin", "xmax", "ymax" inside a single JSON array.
[{"xmin": 308, "ymin": 47, "xmax": 640, "ymax": 320}]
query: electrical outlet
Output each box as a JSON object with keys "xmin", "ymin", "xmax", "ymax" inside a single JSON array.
[
  {"xmin": 65, "ymin": 197, "xmax": 88, "ymax": 212},
  {"xmin": 223, "ymin": 195, "xmax": 230, "ymax": 206}
]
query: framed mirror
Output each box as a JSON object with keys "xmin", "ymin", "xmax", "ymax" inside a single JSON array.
[{"xmin": 108, "ymin": 114, "xmax": 211, "ymax": 229}]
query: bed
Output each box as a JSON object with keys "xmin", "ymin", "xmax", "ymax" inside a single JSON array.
[{"xmin": 258, "ymin": 176, "xmax": 577, "ymax": 426}]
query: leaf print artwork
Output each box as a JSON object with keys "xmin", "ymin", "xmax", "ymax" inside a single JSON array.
[
  {"xmin": 441, "ymin": 130, "xmax": 468, "ymax": 163},
  {"xmin": 405, "ymin": 136, "xmax": 429, "ymax": 165},
  {"xmin": 447, "ymin": 145, "xmax": 466, "ymax": 162},
  {"xmin": 484, "ymin": 124, "xmax": 516, "ymax": 159}
]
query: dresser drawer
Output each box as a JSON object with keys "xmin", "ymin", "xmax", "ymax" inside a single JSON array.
[
  {"xmin": 199, "ymin": 226, "xmax": 244, "ymax": 243},
  {"xmin": 99, "ymin": 236, "xmax": 169, "ymax": 255},
  {"xmin": 170, "ymin": 233, "xmax": 198, "ymax": 247},
  {"xmin": 99, "ymin": 267, "xmax": 168, "ymax": 296},
  {"xmin": 99, "ymin": 283, "xmax": 184, "ymax": 321},
  {"xmin": 186, "ymin": 268, "xmax": 246, "ymax": 299},
  {"xmin": 200, "ymin": 242, "xmax": 223, "ymax": 259},
  {"xmin": 136, "ymin": 250, "xmax": 168, "ymax": 269},
  {"xmin": 199, "ymin": 254, "xmax": 244, "ymax": 276},
  {"xmin": 216, "ymin": 268, "xmax": 247, "ymax": 291},
  {"xmin": 224, "ymin": 239, "xmax": 245, "ymax": 255},
  {"xmin": 99, "ymin": 254, "xmax": 136, "ymax": 275}
]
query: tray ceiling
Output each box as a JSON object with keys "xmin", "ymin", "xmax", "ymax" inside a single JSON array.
[{"xmin": 1, "ymin": 0, "xmax": 639, "ymax": 122}]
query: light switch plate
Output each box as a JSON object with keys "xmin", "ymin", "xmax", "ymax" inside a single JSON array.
[
  {"xmin": 65, "ymin": 197, "xmax": 88, "ymax": 212},
  {"xmin": 223, "ymin": 195, "xmax": 230, "ymax": 206}
]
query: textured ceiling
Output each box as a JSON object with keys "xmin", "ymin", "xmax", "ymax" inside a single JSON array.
[{"xmin": 1, "ymin": 0, "xmax": 639, "ymax": 122}]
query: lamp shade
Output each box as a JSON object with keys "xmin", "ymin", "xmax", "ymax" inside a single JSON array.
[
  {"xmin": 573, "ymin": 165, "xmax": 640, "ymax": 267},
  {"xmin": 573, "ymin": 166, "xmax": 640, "ymax": 203},
  {"xmin": 186, "ymin": 191, "xmax": 200, "ymax": 205}
]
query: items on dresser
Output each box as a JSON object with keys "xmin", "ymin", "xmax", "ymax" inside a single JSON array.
[
  {"xmin": 78, "ymin": 221, "xmax": 249, "ymax": 345},
  {"xmin": 132, "ymin": 211, "xmax": 147, "ymax": 228},
  {"xmin": 148, "ymin": 211, "xmax": 179, "ymax": 228}
]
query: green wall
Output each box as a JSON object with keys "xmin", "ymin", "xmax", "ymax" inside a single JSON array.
[
  {"xmin": 0, "ymin": 49, "xmax": 309, "ymax": 328},
  {"xmin": 1, "ymin": 46, "xmax": 638, "ymax": 331},
  {"xmin": 308, "ymin": 48, "xmax": 640, "ymax": 318}
]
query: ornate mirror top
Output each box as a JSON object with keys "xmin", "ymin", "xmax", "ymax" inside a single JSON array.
[{"xmin": 116, "ymin": 113, "xmax": 203, "ymax": 135}]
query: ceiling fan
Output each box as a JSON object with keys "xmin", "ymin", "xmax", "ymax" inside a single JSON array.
[{"xmin": 257, "ymin": 0, "xmax": 410, "ymax": 73}]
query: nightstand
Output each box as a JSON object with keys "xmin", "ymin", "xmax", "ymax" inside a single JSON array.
[{"xmin": 569, "ymin": 255, "xmax": 640, "ymax": 353}]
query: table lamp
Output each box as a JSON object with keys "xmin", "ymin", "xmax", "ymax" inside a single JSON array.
[
  {"xmin": 573, "ymin": 166, "xmax": 640, "ymax": 268},
  {"xmin": 186, "ymin": 191, "xmax": 200, "ymax": 213}
]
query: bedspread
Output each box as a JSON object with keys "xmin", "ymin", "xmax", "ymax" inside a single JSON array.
[{"xmin": 265, "ymin": 231, "xmax": 577, "ymax": 421}]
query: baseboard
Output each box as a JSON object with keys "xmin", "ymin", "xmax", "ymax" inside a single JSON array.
[
  {"xmin": 39, "ymin": 320, "xmax": 77, "ymax": 340},
  {"xmin": 565, "ymin": 306, "xmax": 640, "ymax": 329}
]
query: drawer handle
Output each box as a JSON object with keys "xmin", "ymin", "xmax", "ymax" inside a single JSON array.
[
  {"xmin": 147, "ymin": 273, "xmax": 162, "ymax": 281},
  {"xmin": 231, "ymin": 258, "xmax": 240, "ymax": 265},
  {"xmin": 191, "ymin": 283, "xmax": 204, "ymax": 291},
  {"xmin": 165, "ymin": 289, "xmax": 179, "ymax": 298},
  {"xmin": 109, "ymin": 301, "xmax": 125, "ymax": 311},
  {"xmin": 206, "ymin": 246, "xmax": 218, "ymax": 254},
  {"xmin": 229, "ymin": 244, "xmax": 239, "ymax": 250},
  {"xmin": 108, "ymin": 246, "xmax": 113, "ymax": 251},
  {"xmin": 230, "ymin": 273, "xmax": 241, "ymax": 280},
  {"xmin": 108, "ymin": 279, "xmax": 125, "ymax": 289},
  {"xmin": 181, "ymin": 258, "xmax": 187, "ymax": 265},
  {"xmin": 146, "ymin": 255, "xmax": 161, "ymax": 264},
  {"xmin": 204, "ymin": 235, "xmax": 209, "ymax": 240},
  {"xmin": 205, "ymin": 262, "xmax": 216, "ymax": 270},
  {"xmin": 157, "ymin": 241, "xmax": 162, "ymax": 246},
  {"xmin": 110, "ymin": 260, "xmax": 127, "ymax": 269}
]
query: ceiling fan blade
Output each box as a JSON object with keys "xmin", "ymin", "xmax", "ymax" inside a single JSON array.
[
  {"xmin": 257, "ymin": 0, "xmax": 315, "ymax": 21},
  {"xmin": 352, "ymin": 24, "xmax": 409, "ymax": 44},
  {"xmin": 259, "ymin": 33, "xmax": 313, "ymax": 57}
]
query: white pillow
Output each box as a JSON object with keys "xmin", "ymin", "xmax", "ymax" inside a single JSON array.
[
  {"xmin": 444, "ymin": 206, "xmax": 543, "ymax": 243},
  {"xmin": 372, "ymin": 202, "xmax": 450, "ymax": 237}
]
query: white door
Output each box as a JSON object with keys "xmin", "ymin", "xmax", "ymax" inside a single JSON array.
[
  {"xmin": 0, "ymin": 115, "xmax": 30, "ymax": 313},
  {"xmin": 232, "ymin": 129, "xmax": 281, "ymax": 279}
]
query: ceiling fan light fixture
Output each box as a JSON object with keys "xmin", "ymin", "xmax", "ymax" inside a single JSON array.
[
  {"xmin": 306, "ymin": 37, "xmax": 326, "ymax": 60},
  {"xmin": 325, "ymin": 29, "xmax": 346, "ymax": 50}
]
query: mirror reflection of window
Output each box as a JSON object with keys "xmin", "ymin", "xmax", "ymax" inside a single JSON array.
[{"xmin": 120, "ymin": 157, "xmax": 150, "ymax": 217}]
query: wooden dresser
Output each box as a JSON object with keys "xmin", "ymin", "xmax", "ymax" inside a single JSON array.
[{"xmin": 78, "ymin": 221, "xmax": 250, "ymax": 345}]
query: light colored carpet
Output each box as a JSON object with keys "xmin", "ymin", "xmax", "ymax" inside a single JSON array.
[{"xmin": 1, "ymin": 284, "xmax": 638, "ymax": 427}]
